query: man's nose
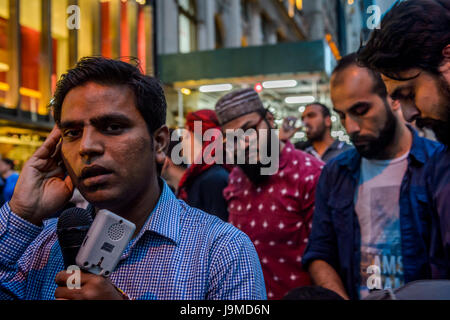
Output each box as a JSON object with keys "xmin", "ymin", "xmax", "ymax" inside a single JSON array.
[
  {"xmin": 400, "ymin": 101, "xmax": 421, "ymax": 123},
  {"xmin": 79, "ymin": 128, "xmax": 104, "ymax": 158},
  {"xmin": 344, "ymin": 117, "xmax": 360, "ymax": 136}
]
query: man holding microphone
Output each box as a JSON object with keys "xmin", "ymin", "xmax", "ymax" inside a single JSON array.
[{"xmin": 0, "ymin": 57, "xmax": 266, "ymax": 300}]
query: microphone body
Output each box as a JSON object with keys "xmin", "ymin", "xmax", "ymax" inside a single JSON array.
[{"xmin": 56, "ymin": 207, "xmax": 93, "ymax": 268}]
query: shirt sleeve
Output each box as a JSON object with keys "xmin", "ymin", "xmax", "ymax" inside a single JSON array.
[
  {"xmin": 302, "ymin": 165, "xmax": 340, "ymax": 271},
  {"xmin": 0, "ymin": 202, "xmax": 43, "ymax": 299},
  {"xmin": 207, "ymin": 229, "xmax": 267, "ymax": 300}
]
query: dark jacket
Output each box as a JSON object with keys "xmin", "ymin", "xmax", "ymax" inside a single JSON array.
[
  {"xmin": 187, "ymin": 165, "xmax": 229, "ymax": 222},
  {"xmin": 423, "ymin": 147, "xmax": 450, "ymax": 278},
  {"xmin": 304, "ymin": 139, "xmax": 354, "ymax": 163},
  {"xmin": 302, "ymin": 128, "xmax": 446, "ymax": 300}
]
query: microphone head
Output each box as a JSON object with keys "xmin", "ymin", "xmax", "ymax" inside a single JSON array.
[{"xmin": 56, "ymin": 207, "xmax": 93, "ymax": 268}]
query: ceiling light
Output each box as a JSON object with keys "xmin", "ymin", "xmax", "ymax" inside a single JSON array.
[
  {"xmin": 285, "ymin": 96, "xmax": 315, "ymax": 104},
  {"xmin": 181, "ymin": 88, "xmax": 191, "ymax": 95},
  {"xmin": 199, "ymin": 84, "xmax": 233, "ymax": 93},
  {"xmin": 262, "ymin": 80, "xmax": 297, "ymax": 89}
]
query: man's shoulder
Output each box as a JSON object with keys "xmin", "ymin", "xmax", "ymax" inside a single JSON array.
[
  {"xmin": 178, "ymin": 202, "xmax": 251, "ymax": 246},
  {"xmin": 320, "ymin": 148, "xmax": 359, "ymax": 181},
  {"xmin": 327, "ymin": 147, "xmax": 358, "ymax": 166},
  {"xmin": 413, "ymin": 132, "xmax": 445, "ymax": 158},
  {"xmin": 340, "ymin": 142, "xmax": 354, "ymax": 152}
]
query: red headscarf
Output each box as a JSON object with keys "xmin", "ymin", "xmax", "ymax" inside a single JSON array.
[{"xmin": 177, "ymin": 110, "xmax": 223, "ymax": 201}]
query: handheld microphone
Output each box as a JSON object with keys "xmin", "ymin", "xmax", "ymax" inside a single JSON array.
[
  {"xmin": 56, "ymin": 207, "xmax": 93, "ymax": 268},
  {"xmin": 76, "ymin": 209, "xmax": 135, "ymax": 277}
]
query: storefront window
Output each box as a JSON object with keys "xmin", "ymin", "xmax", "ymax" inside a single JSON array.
[
  {"xmin": 100, "ymin": 0, "xmax": 121, "ymax": 58},
  {"xmin": 137, "ymin": 1, "xmax": 153, "ymax": 74},
  {"xmin": 78, "ymin": 0, "xmax": 101, "ymax": 58},
  {"xmin": 19, "ymin": 0, "xmax": 42, "ymax": 115},
  {"xmin": 0, "ymin": 0, "xmax": 9, "ymax": 108},
  {"xmin": 52, "ymin": 0, "xmax": 69, "ymax": 83}
]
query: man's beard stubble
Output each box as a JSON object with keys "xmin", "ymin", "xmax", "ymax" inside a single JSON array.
[
  {"xmin": 351, "ymin": 100, "xmax": 398, "ymax": 159},
  {"xmin": 238, "ymin": 128, "xmax": 275, "ymax": 186},
  {"xmin": 416, "ymin": 75, "xmax": 450, "ymax": 146},
  {"xmin": 307, "ymin": 122, "xmax": 327, "ymax": 142}
]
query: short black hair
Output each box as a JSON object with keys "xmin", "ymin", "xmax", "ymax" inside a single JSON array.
[
  {"xmin": 332, "ymin": 53, "xmax": 388, "ymax": 99},
  {"xmin": 358, "ymin": 0, "xmax": 450, "ymax": 80},
  {"xmin": 51, "ymin": 56, "xmax": 167, "ymax": 134},
  {"xmin": 305, "ymin": 103, "xmax": 331, "ymax": 118},
  {"xmin": 1, "ymin": 158, "xmax": 14, "ymax": 170}
]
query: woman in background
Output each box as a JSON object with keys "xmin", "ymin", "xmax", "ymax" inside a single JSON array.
[{"xmin": 177, "ymin": 110, "xmax": 229, "ymax": 221}]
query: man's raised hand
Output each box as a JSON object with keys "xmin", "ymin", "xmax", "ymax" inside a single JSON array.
[{"xmin": 9, "ymin": 126, "xmax": 74, "ymax": 225}]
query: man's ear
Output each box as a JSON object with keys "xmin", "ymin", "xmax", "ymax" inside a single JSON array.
[
  {"xmin": 439, "ymin": 44, "xmax": 450, "ymax": 84},
  {"xmin": 153, "ymin": 125, "xmax": 170, "ymax": 166}
]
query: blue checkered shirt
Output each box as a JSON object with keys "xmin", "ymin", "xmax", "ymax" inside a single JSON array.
[{"xmin": 0, "ymin": 181, "xmax": 266, "ymax": 300}]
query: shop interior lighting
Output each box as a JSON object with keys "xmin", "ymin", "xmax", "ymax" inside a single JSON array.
[
  {"xmin": 199, "ymin": 84, "xmax": 233, "ymax": 93},
  {"xmin": 262, "ymin": 80, "xmax": 297, "ymax": 89},
  {"xmin": 285, "ymin": 96, "xmax": 315, "ymax": 104}
]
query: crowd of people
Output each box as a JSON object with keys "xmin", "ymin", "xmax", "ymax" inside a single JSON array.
[{"xmin": 0, "ymin": 0, "xmax": 448, "ymax": 300}]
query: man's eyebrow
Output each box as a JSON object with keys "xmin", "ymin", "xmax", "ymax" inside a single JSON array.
[
  {"xmin": 59, "ymin": 120, "xmax": 83, "ymax": 130},
  {"xmin": 348, "ymin": 101, "xmax": 371, "ymax": 113},
  {"xmin": 59, "ymin": 114, "xmax": 133, "ymax": 130},
  {"xmin": 90, "ymin": 113, "xmax": 133, "ymax": 126}
]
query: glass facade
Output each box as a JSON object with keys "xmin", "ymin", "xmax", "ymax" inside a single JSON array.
[{"xmin": 0, "ymin": 0, "xmax": 9, "ymax": 108}]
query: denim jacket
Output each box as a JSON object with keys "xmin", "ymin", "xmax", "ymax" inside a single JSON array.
[{"xmin": 302, "ymin": 128, "xmax": 445, "ymax": 300}]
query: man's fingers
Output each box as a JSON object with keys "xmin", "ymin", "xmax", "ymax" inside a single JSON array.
[
  {"xmin": 51, "ymin": 137, "xmax": 63, "ymax": 160},
  {"xmin": 55, "ymin": 270, "xmax": 95, "ymax": 287},
  {"xmin": 55, "ymin": 271, "xmax": 69, "ymax": 286},
  {"xmin": 34, "ymin": 126, "xmax": 62, "ymax": 160},
  {"xmin": 54, "ymin": 286, "xmax": 83, "ymax": 300}
]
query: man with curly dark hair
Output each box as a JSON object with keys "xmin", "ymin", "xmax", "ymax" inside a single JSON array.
[
  {"xmin": 358, "ymin": 0, "xmax": 450, "ymax": 283},
  {"xmin": 359, "ymin": 0, "xmax": 450, "ymax": 146}
]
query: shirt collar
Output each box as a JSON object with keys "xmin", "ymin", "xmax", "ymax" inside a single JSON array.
[
  {"xmin": 329, "ymin": 139, "xmax": 343, "ymax": 150},
  {"xmin": 407, "ymin": 125, "xmax": 428, "ymax": 165},
  {"xmin": 134, "ymin": 179, "xmax": 182, "ymax": 245},
  {"xmin": 336, "ymin": 148, "xmax": 361, "ymax": 175},
  {"xmin": 305, "ymin": 139, "xmax": 341, "ymax": 158}
]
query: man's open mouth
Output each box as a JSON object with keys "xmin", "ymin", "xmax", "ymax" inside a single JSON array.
[{"xmin": 80, "ymin": 165, "xmax": 113, "ymax": 186}]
